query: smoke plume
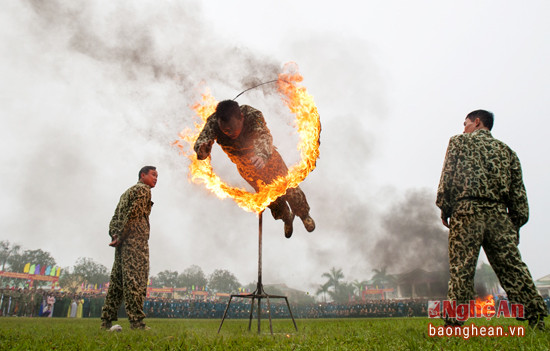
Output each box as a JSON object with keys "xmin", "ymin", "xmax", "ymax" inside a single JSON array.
[{"xmin": 1, "ymin": 1, "xmax": 452, "ymax": 292}]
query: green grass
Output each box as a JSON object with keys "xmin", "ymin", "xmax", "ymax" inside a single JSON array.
[{"xmin": 0, "ymin": 317, "xmax": 548, "ymax": 350}]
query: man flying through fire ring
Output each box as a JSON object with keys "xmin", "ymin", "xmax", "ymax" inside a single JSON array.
[{"xmin": 194, "ymin": 100, "xmax": 315, "ymax": 238}]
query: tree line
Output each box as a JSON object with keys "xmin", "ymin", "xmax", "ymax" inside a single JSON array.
[
  {"xmin": 1, "ymin": 240, "xmax": 56, "ymax": 273},
  {"xmin": 316, "ymin": 265, "xmax": 500, "ymax": 304},
  {"xmin": 1, "ymin": 240, "xmax": 241, "ymax": 294},
  {"xmin": 315, "ymin": 267, "xmax": 397, "ymax": 304},
  {"xmin": 2, "ymin": 240, "xmax": 499, "ymax": 300}
]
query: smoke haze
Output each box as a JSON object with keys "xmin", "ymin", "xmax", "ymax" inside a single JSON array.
[{"xmin": 2, "ymin": 0, "xmax": 548, "ymax": 294}]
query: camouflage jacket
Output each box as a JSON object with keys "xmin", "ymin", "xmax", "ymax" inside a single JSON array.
[
  {"xmin": 194, "ymin": 105, "xmax": 291, "ymax": 187},
  {"xmin": 194, "ymin": 105, "xmax": 274, "ymax": 168},
  {"xmin": 109, "ymin": 181, "xmax": 153, "ymax": 242},
  {"xmin": 436, "ymin": 129, "xmax": 528, "ymax": 228}
]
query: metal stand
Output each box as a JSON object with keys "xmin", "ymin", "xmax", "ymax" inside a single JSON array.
[{"xmin": 218, "ymin": 211, "xmax": 298, "ymax": 335}]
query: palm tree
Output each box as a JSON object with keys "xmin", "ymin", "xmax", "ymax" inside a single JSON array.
[
  {"xmin": 371, "ymin": 266, "xmax": 396, "ymax": 288},
  {"xmin": 352, "ymin": 279, "xmax": 368, "ymax": 300},
  {"xmin": 331, "ymin": 282, "xmax": 356, "ymax": 303},
  {"xmin": 322, "ymin": 267, "xmax": 344, "ymax": 291},
  {"xmin": 321, "ymin": 267, "xmax": 346, "ymax": 302},
  {"xmin": 371, "ymin": 266, "xmax": 397, "ymax": 299},
  {"xmin": 316, "ymin": 282, "xmax": 330, "ymax": 303}
]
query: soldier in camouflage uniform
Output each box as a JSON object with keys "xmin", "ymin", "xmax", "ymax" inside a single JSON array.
[
  {"xmin": 100, "ymin": 166, "xmax": 158, "ymax": 330},
  {"xmin": 194, "ymin": 100, "xmax": 315, "ymax": 238},
  {"xmin": 0, "ymin": 288, "xmax": 5, "ymax": 316},
  {"xmin": 1, "ymin": 288, "xmax": 12, "ymax": 316},
  {"xmin": 436, "ymin": 110, "xmax": 547, "ymax": 330}
]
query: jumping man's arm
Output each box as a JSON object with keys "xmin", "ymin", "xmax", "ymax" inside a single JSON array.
[{"xmin": 194, "ymin": 115, "xmax": 217, "ymax": 160}]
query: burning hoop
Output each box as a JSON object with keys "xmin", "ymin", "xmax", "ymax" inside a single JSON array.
[{"xmin": 174, "ymin": 63, "xmax": 321, "ymax": 213}]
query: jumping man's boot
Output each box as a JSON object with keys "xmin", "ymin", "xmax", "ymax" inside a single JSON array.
[
  {"xmin": 300, "ymin": 215, "xmax": 316, "ymax": 232},
  {"xmin": 283, "ymin": 213, "xmax": 295, "ymax": 238}
]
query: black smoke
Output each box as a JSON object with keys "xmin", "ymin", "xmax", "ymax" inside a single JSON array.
[{"xmin": 370, "ymin": 189, "xmax": 449, "ymax": 274}]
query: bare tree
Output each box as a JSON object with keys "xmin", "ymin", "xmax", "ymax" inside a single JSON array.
[
  {"xmin": 153, "ymin": 270, "xmax": 179, "ymax": 288},
  {"xmin": 59, "ymin": 269, "xmax": 83, "ymax": 294},
  {"xmin": 72, "ymin": 257, "xmax": 109, "ymax": 286},
  {"xmin": 207, "ymin": 269, "xmax": 240, "ymax": 293},
  {"xmin": 177, "ymin": 265, "xmax": 207, "ymax": 289},
  {"xmin": 8, "ymin": 249, "xmax": 56, "ymax": 273},
  {"xmin": 0, "ymin": 240, "xmax": 21, "ymax": 271}
]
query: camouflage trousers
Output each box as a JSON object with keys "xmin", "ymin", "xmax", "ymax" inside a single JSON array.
[
  {"xmin": 248, "ymin": 180, "xmax": 310, "ymax": 221},
  {"xmin": 447, "ymin": 202, "xmax": 547, "ymax": 319},
  {"xmin": 101, "ymin": 237, "xmax": 149, "ymax": 323},
  {"xmin": 238, "ymin": 151, "xmax": 311, "ymax": 221},
  {"xmin": 269, "ymin": 186, "xmax": 310, "ymax": 220}
]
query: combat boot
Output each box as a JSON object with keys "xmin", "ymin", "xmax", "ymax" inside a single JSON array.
[
  {"xmin": 130, "ymin": 320, "xmax": 151, "ymax": 330},
  {"xmin": 100, "ymin": 319, "xmax": 112, "ymax": 330},
  {"xmin": 283, "ymin": 213, "xmax": 295, "ymax": 238},
  {"xmin": 300, "ymin": 215, "xmax": 316, "ymax": 232}
]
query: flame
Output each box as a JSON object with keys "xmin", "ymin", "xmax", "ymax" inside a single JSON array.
[
  {"xmin": 473, "ymin": 295, "xmax": 495, "ymax": 317},
  {"xmin": 174, "ymin": 63, "xmax": 321, "ymax": 213}
]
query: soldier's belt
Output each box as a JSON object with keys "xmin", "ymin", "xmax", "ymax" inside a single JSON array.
[{"xmin": 458, "ymin": 197, "xmax": 503, "ymax": 204}]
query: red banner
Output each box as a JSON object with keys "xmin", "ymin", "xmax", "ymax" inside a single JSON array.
[
  {"xmin": 147, "ymin": 287, "xmax": 173, "ymax": 293},
  {"xmin": 0, "ymin": 271, "xmax": 59, "ymax": 282},
  {"xmin": 363, "ymin": 288, "xmax": 394, "ymax": 294}
]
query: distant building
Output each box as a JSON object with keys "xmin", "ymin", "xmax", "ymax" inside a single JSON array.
[
  {"xmin": 394, "ymin": 268, "xmax": 448, "ymax": 299},
  {"xmin": 264, "ymin": 283, "xmax": 315, "ymax": 304},
  {"xmin": 534, "ymin": 274, "xmax": 550, "ymax": 296}
]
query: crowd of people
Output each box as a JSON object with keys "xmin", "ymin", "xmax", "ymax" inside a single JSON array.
[
  {"xmin": 96, "ymin": 109, "xmax": 547, "ymax": 330},
  {"xmin": 3, "ymin": 287, "xmax": 548, "ymax": 320},
  {"xmin": 142, "ymin": 297, "xmax": 432, "ymax": 319},
  {"xmin": 0, "ymin": 287, "xmax": 104, "ymax": 318},
  {"xmin": 0, "ymin": 287, "xmax": 430, "ymax": 319}
]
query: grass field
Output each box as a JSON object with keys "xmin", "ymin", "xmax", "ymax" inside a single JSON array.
[{"xmin": 0, "ymin": 317, "xmax": 548, "ymax": 350}]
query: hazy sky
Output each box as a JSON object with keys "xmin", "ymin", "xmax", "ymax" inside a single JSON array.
[{"xmin": 1, "ymin": 0, "xmax": 549, "ymax": 294}]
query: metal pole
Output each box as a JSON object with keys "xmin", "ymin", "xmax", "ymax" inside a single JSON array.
[
  {"xmin": 218, "ymin": 209, "xmax": 298, "ymax": 335},
  {"xmin": 247, "ymin": 296, "xmax": 254, "ymax": 331},
  {"xmin": 285, "ymin": 297, "xmax": 299, "ymax": 331},
  {"xmin": 217, "ymin": 295, "xmax": 233, "ymax": 334},
  {"xmin": 258, "ymin": 211, "xmax": 263, "ymax": 288},
  {"xmin": 257, "ymin": 211, "xmax": 263, "ymax": 334},
  {"xmin": 267, "ymin": 295, "xmax": 274, "ymax": 334}
]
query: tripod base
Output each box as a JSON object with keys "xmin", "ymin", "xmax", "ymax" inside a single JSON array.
[
  {"xmin": 217, "ymin": 282, "xmax": 298, "ymax": 335},
  {"xmin": 217, "ymin": 211, "xmax": 297, "ymax": 335}
]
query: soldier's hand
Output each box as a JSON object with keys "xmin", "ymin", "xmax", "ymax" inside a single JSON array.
[
  {"xmin": 250, "ymin": 155, "xmax": 266, "ymax": 169},
  {"xmin": 109, "ymin": 235, "xmax": 121, "ymax": 247},
  {"xmin": 197, "ymin": 141, "xmax": 214, "ymax": 160}
]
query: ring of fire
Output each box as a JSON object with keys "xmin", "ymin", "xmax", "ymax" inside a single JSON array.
[{"xmin": 175, "ymin": 63, "xmax": 321, "ymax": 214}]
